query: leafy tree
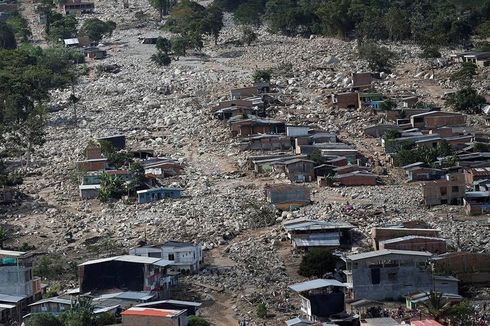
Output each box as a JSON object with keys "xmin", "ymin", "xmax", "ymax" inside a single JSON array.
[
  {"xmin": 241, "ymin": 26, "xmax": 257, "ymax": 45},
  {"xmin": 445, "ymin": 87, "xmax": 486, "ymax": 113},
  {"xmin": 447, "ymin": 301, "xmax": 477, "ymax": 326},
  {"xmin": 151, "ymin": 51, "xmax": 172, "ymax": 66},
  {"xmin": 253, "ymin": 69, "xmax": 271, "ymax": 83},
  {"xmin": 358, "ymin": 42, "xmax": 395, "ymax": 72},
  {"xmin": 477, "ymin": 20, "xmax": 490, "ymax": 39},
  {"xmin": 156, "ymin": 36, "xmax": 171, "ymax": 53},
  {"xmin": 171, "ymin": 36, "xmax": 188, "ymax": 57},
  {"xmin": 98, "ymin": 173, "xmax": 125, "ymax": 202},
  {"xmin": 95, "ymin": 312, "xmax": 116, "ymax": 326},
  {"xmin": 36, "ymin": 0, "xmax": 55, "ymax": 35},
  {"xmin": 0, "ymin": 22, "xmax": 17, "ymax": 49},
  {"xmin": 256, "ymin": 303, "xmax": 267, "ymax": 318},
  {"xmin": 384, "ymin": 7, "xmax": 410, "ymax": 41},
  {"xmin": 379, "ymin": 100, "xmax": 396, "ymax": 111},
  {"xmin": 450, "ymin": 62, "xmax": 477, "ymax": 88},
  {"xmin": 6, "ymin": 14, "xmax": 32, "ymax": 43},
  {"xmin": 204, "ymin": 4, "xmax": 224, "ymax": 44},
  {"xmin": 420, "ymin": 46, "xmax": 441, "ymax": 59},
  {"xmin": 188, "ymin": 316, "xmax": 211, "ymax": 326},
  {"xmin": 382, "ymin": 129, "xmax": 401, "ymax": 141},
  {"xmin": 264, "ymin": 0, "xmax": 304, "ymax": 35},
  {"xmin": 307, "ymin": 149, "xmax": 322, "ymax": 164},
  {"xmin": 26, "ymin": 313, "xmax": 62, "ymax": 326},
  {"xmin": 47, "ymin": 13, "xmax": 77, "ymax": 43},
  {"xmin": 149, "ymin": 0, "xmax": 175, "ymax": 20},
  {"xmin": 234, "ymin": 1, "xmax": 264, "ymax": 26},
  {"xmin": 298, "ymin": 249, "xmax": 340, "ymax": 278},
  {"xmin": 128, "ymin": 162, "xmax": 146, "ymax": 195},
  {"xmin": 33, "ymin": 256, "xmax": 64, "ymax": 280},
  {"xmin": 79, "ymin": 18, "xmax": 116, "ymax": 42}
]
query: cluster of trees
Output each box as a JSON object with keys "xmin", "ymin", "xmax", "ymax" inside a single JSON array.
[
  {"xmin": 37, "ymin": 0, "xmax": 115, "ymax": 43},
  {"xmin": 214, "ymin": 0, "xmax": 490, "ymax": 47},
  {"xmin": 446, "ymin": 62, "xmax": 486, "ymax": 114},
  {"xmin": 150, "ymin": 0, "xmax": 224, "ymax": 65},
  {"xmin": 0, "ymin": 46, "xmax": 81, "ymax": 185},
  {"xmin": 298, "ymin": 249, "xmax": 340, "ymax": 278},
  {"xmin": 393, "ymin": 140, "xmax": 454, "ymax": 167},
  {"xmin": 26, "ymin": 297, "xmax": 116, "ymax": 326}
]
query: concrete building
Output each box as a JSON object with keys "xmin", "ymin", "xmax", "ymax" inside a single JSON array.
[
  {"xmin": 230, "ymin": 86, "xmax": 258, "ymax": 100},
  {"xmin": 288, "ymin": 279, "xmax": 347, "ymax": 322},
  {"xmin": 343, "ymin": 250, "xmax": 458, "ymax": 301},
  {"xmin": 410, "ymin": 111, "xmax": 466, "ymax": 129},
  {"xmin": 422, "ymin": 173, "xmax": 465, "ymax": 206},
  {"xmin": 62, "ymin": 0, "xmax": 95, "ymax": 15},
  {"xmin": 129, "ymin": 241, "xmax": 203, "ymax": 274},
  {"xmin": 136, "ymin": 188, "xmax": 183, "ymax": 204},
  {"xmin": 121, "ymin": 307, "xmax": 188, "ymax": 326},
  {"xmin": 78, "ymin": 255, "xmax": 173, "ymax": 296},
  {"xmin": 371, "ymin": 226, "xmax": 440, "ymax": 250},
  {"xmin": 434, "ymin": 252, "xmax": 490, "ymax": 285},
  {"xmin": 334, "ymin": 172, "xmax": 377, "ymax": 186},
  {"xmin": 379, "ymin": 236, "xmax": 447, "ymax": 254},
  {"xmin": 332, "ymin": 92, "xmax": 360, "ymax": 109}
]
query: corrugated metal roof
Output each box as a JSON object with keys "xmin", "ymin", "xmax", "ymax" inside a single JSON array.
[
  {"xmin": 63, "ymin": 38, "xmax": 79, "ymax": 45},
  {"xmin": 411, "ymin": 320, "xmax": 443, "ymax": 326},
  {"xmin": 121, "ymin": 307, "xmax": 184, "ymax": 317},
  {"xmin": 288, "ymin": 279, "xmax": 346, "ymax": 292},
  {"xmin": 95, "ymin": 291, "xmax": 155, "ymax": 301},
  {"xmin": 285, "ymin": 317, "xmax": 314, "ymax": 326},
  {"xmin": 94, "ymin": 305, "xmax": 120, "ymax": 314},
  {"xmin": 0, "ymin": 294, "xmax": 25, "ymax": 303},
  {"xmin": 346, "ymin": 249, "xmax": 432, "ymax": 261},
  {"xmin": 29, "ymin": 297, "xmax": 72, "ymax": 306},
  {"xmin": 136, "ymin": 299, "xmax": 202, "ymax": 308},
  {"xmin": 0, "ymin": 303, "xmax": 16, "ymax": 309},
  {"xmin": 283, "ymin": 218, "xmax": 353, "ymax": 232},
  {"xmin": 293, "ymin": 238, "xmax": 340, "ymax": 247},
  {"xmin": 79, "ymin": 255, "xmax": 172, "ymax": 267},
  {"xmin": 364, "ymin": 317, "xmax": 400, "ymax": 325},
  {"xmin": 0, "ymin": 249, "xmax": 27, "ymax": 257},
  {"xmin": 379, "ymin": 236, "xmax": 446, "ymax": 245}
]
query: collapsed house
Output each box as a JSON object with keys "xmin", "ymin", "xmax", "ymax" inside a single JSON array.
[{"xmin": 264, "ymin": 184, "xmax": 311, "ymax": 210}]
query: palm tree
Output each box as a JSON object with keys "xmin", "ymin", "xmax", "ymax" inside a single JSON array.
[{"xmin": 420, "ymin": 291, "xmax": 452, "ymax": 321}]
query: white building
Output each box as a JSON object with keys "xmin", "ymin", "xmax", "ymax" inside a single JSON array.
[{"xmin": 129, "ymin": 241, "xmax": 203, "ymax": 274}]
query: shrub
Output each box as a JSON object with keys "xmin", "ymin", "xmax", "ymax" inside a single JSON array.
[
  {"xmin": 256, "ymin": 303, "xmax": 267, "ymax": 318},
  {"xmin": 253, "ymin": 69, "xmax": 271, "ymax": 83},
  {"xmin": 298, "ymin": 249, "xmax": 340, "ymax": 278},
  {"xmin": 151, "ymin": 51, "xmax": 172, "ymax": 66},
  {"xmin": 188, "ymin": 316, "xmax": 211, "ymax": 326}
]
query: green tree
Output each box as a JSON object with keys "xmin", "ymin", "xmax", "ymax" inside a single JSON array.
[
  {"xmin": 420, "ymin": 45, "xmax": 441, "ymax": 59},
  {"xmin": 382, "ymin": 129, "xmax": 401, "ymax": 140},
  {"xmin": 420, "ymin": 291, "xmax": 452, "ymax": 322},
  {"xmin": 95, "ymin": 312, "xmax": 116, "ymax": 326},
  {"xmin": 234, "ymin": 1, "xmax": 264, "ymax": 26},
  {"xmin": 151, "ymin": 51, "xmax": 172, "ymax": 66},
  {"xmin": 256, "ymin": 303, "xmax": 267, "ymax": 318},
  {"xmin": 149, "ymin": 0, "xmax": 175, "ymax": 20},
  {"xmin": 477, "ymin": 20, "xmax": 490, "ymax": 39},
  {"xmin": 171, "ymin": 36, "xmax": 188, "ymax": 57},
  {"xmin": 60, "ymin": 297, "xmax": 96, "ymax": 326},
  {"xmin": 26, "ymin": 313, "xmax": 62, "ymax": 326},
  {"xmin": 358, "ymin": 42, "xmax": 395, "ymax": 72},
  {"xmin": 0, "ymin": 22, "xmax": 17, "ymax": 49},
  {"xmin": 98, "ymin": 173, "xmax": 125, "ymax": 202},
  {"xmin": 253, "ymin": 69, "xmax": 271, "ymax": 83},
  {"xmin": 241, "ymin": 26, "xmax": 257, "ymax": 45},
  {"xmin": 447, "ymin": 301, "xmax": 477, "ymax": 326},
  {"xmin": 385, "ymin": 7, "xmax": 410, "ymax": 41},
  {"xmin": 445, "ymin": 87, "xmax": 486, "ymax": 113},
  {"xmin": 128, "ymin": 162, "xmax": 146, "ymax": 195},
  {"xmin": 264, "ymin": 0, "xmax": 303, "ymax": 35},
  {"xmin": 79, "ymin": 18, "xmax": 116, "ymax": 42},
  {"xmin": 36, "ymin": 0, "xmax": 55, "ymax": 35},
  {"xmin": 156, "ymin": 36, "xmax": 171, "ymax": 53},
  {"xmin": 298, "ymin": 249, "xmax": 340, "ymax": 278},
  {"xmin": 6, "ymin": 14, "xmax": 32, "ymax": 43},
  {"xmin": 204, "ymin": 4, "xmax": 224, "ymax": 45},
  {"xmin": 47, "ymin": 13, "xmax": 77, "ymax": 43},
  {"xmin": 450, "ymin": 62, "xmax": 477, "ymax": 88},
  {"xmin": 188, "ymin": 316, "xmax": 211, "ymax": 326},
  {"xmin": 33, "ymin": 256, "xmax": 64, "ymax": 280}
]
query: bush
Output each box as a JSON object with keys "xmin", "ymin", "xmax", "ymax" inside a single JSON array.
[
  {"xmin": 358, "ymin": 42, "xmax": 395, "ymax": 72},
  {"xmin": 26, "ymin": 313, "xmax": 62, "ymax": 326},
  {"xmin": 156, "ymin": 36, "xmax": 171, "ymax": 53},
  {"xmin": 298, "ymin": 249, "xmax": 340, "ymax": 278},
  {"xmin": 33, "ymin": 256, "xmax": 64, "ymax": 280},
  {"xmin": 171, "ymin": 36, "xmax": 188, "ymax": 57},
  {"xmin": 419, "ymin": 45, "xmax": 441, "ymax": 59},
  {"xmin": 256, "ymin": 303, "xmax": 267, "ymax": 318},
  {"xmin": 79, "ymin": 18, "xmax": 116, "ymax": 42},
  {"xmin": 188, "ymin": 316, "xmax": 211, "ymax": 326},
  {"xmin": 242, "ymin": 26, "xmax": 257, "ymax": 46},
  {"xmin": 151, "ymin": 51, "xmax": 172, "ymax": 66},
  {"xmin": 253, "ymin": 69, "xmax": 271, "ymax": 83},
  {"xmin": 445, "ymin": 87, "xmax": 486, "ymax": 114}
]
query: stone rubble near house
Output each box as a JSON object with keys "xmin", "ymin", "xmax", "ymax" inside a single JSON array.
[{"xmin": 5, "ymin": 0, "xmax": 490, "ymax": 324}]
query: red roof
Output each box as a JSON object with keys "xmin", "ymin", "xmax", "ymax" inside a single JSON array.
[
  {"xmin": 411, "ymin": 320, "xmax": 443, "ymax": 326},
  {"xmin": 121, "ymin": 307, "xmax": 181, "ymax": 318}
]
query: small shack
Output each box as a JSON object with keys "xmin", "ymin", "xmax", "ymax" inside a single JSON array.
[{"xmin": 137, "ymin": 188, "xmax": 183, "ymax": 204}]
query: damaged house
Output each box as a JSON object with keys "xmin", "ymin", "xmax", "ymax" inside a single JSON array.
[{"xmin": 264, "ymin": 184, "xmax": 311, "ymax": 210}]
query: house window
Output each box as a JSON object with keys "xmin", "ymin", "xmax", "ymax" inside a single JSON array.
[
  {"xmin": 168, "ymin": 254, "xmax": 175, "ymax": 260},
  {"xmin": 440, "ymin": 187, "xmax": 447, "ymax": 195},
  {"xmin": 371, "ymin": 268, "xmax": 381, "ymax": 284},
  {"xmin": 452, "ymin": 186, "xmax": 459, "ymax": 193}
]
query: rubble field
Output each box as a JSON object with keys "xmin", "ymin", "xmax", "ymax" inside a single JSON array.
[{"xmin": 3, "ymin": 0, "xmax": 490, "ymax": 324}]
